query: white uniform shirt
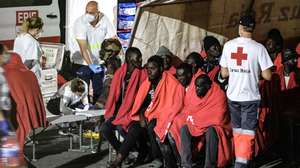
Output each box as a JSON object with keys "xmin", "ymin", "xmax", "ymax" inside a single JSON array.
[
  {"xmin": 58, "ymin": 80, "xmax": 89, "ymax": 113},
  {"xmin": 13, "ymin": 33, "xmax": 42, "ymax": 80},
  {"xmin": 73, "ymin": 14, "xmax": 116, "ymax": 65},
  {"xmin": 220, "ymin": 37, "xmax": 273, "ymax": 102}
]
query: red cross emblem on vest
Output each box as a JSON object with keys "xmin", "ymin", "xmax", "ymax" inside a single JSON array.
[{"xmin": 231, "ymin": 47, "xmax": 247, "ymax": 66}]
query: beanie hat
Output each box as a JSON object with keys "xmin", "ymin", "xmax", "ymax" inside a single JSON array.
[
  {"xmin": 203, "ymin": 36, "xmax": 220, "ymax": 52},
  {"xmin": 156, "ymin": 46, "xmax": 172, "ymax": 57}
]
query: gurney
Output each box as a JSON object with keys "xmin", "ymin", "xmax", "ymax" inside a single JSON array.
[{"xmin": 26, "ymin": 109, "xmax": 105, "ymax": 161}]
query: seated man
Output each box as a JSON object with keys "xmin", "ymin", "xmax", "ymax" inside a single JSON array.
[
  {"xmin": 276, "ymin": 48, "xmax": 299, "ymax": 90},
  {"xmin": 170, "ymin": 74, "xmax": 232, "ymax": 168},
  {"xmin": 101, "ymin": 47, "xmax": 146, "ymax": 153},
  {"xmin": 96, "ymin": 56, "xmax": 121, "ymax": 108},
  {"xmin": 108, "ymin": 56, "xmax": 185, "ymax": 168},
  {"xmin": 3, "ymin": 51, "xmax": 47, "ymax": 152},
  {"xmin": 175, "ymin": 63, "xmax": 193, "ymax": 88},
  {"xmin": 156, "ymin": 46, "xmax": 177, "ymax": 74},
  {"xmin": 155, "ymin": 63, "xmax": 194, "ymax": 167}
]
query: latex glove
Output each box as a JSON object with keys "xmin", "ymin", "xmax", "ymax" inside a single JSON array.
[
  {"xmin": 88, "ymin": 64, "xmax": 103, "ymax": 73},
  {"xmin": 83, "ymin": 104, "xmax": 89, "ymax": 111}
]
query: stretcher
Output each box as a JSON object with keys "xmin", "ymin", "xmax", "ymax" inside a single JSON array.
[{"xmin": 26, "ymin": 109, "xmax": 105, "ymax": 161}]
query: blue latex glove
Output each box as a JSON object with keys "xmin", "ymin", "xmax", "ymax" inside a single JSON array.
[{"xmin": 88, "ymin": 64, "xmax": 103, "ymax": 74}]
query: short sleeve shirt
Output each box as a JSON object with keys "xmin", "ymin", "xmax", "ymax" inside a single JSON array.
[
  {"xmin": 73, "ymin": 14, "xmax": 116, "ymax": 65},
  {"xmin": 13, "ymin": 33, "xmax": 42, "ymax": 63},
  {"xmin": 219, "ymin": 37, "xmax": 273, "ymax": 101}
]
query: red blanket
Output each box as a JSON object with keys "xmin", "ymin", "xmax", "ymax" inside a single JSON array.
[
  {"xmin": 277, "ymin": 66, "xmax": 298, "ymax": 90},
  {"xmin": 274, "ymin": 53, "xmax": 283, "ymax": 71},
  {"xmin": 166, "ymin": 66, "xmax": 176, "ymax": 75},
  {"xmin": 130, "ymin": 72, "xmax": 185, "ymax": 141},
  {"xmin": 104, "ymin": 64, "xmax": 147, "ymax": 129},
  {"xmin": 170, "ymin": 81, "xmax": 232, "ymax": 167},
  {"xmin": 199, "ymin": 50, "xmax": 207, "ymax": 58},
  {"xmin": 207, "ymin": 65, "xmax": 220, "ymax": 81},
  {"xmin": 256, "ymin": 74, "xmax": 281, "ymax": 156},
  {"xmin": 3, "ymin": 53, "xmax": 47, "ymax": 151}
]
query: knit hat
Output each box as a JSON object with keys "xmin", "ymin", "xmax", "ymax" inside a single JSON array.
[
  {"xmin": 156, "ymin": 46, "xmax": 172, "ymax": 57},
  {"xmin": 203, "ymin": 36, "xmax": 220, "ymax": 52}
]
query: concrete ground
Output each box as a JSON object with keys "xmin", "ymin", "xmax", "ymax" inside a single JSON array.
[{"xmin": 23, "ymin": 128, "xmax": 299, "ymax": 168}]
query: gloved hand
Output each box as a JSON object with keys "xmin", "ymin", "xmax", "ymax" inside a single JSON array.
[{"xmin": 88, "ymin": 64, "xmax": 103, "ymax": 74}]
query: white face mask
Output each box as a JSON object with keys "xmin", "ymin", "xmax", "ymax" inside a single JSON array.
[{"xmin": 85, "ymin": 13, "xmax": 96, "ymax": 23}]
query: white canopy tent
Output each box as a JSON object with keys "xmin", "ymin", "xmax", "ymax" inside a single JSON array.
[{"xmin": 130, "ymin": 0, "xmax": 300, "ymax": 63}]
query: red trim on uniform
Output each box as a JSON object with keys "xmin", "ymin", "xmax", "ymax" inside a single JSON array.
[{"xmin": 0, "ymin": 36, "xmax": 60, "ymax": 50}]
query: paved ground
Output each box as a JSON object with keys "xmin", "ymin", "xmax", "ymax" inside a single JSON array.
[{"xmin": 23, "ymin": 128, "xmax": 299, "ymax": 168}]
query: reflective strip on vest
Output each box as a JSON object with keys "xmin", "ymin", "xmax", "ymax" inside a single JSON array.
[{"xmin": 233, "ymin": 129, "xmax": 255, "ymax": 161}]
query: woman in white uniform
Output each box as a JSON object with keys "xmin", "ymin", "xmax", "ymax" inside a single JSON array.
[{"xmin": 13, "ymin": 16, "xmax": 44, "ymax": 81}]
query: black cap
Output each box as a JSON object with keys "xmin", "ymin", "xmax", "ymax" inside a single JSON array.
[{"xmin": 239, "ymin": 15, "xmax": 256, "ymax": 29}]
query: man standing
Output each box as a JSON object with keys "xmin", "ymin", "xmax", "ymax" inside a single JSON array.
[
  {"xmin": 219, "ymin": 15, "xmax": 273, "ymax": 167},
  {"xmin": 73, "ymin": 1, "xmax": 116, "ymax": 103}
]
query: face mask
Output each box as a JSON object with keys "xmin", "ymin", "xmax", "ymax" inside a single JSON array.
[{"xmin": 85, "ymin": 13, "xmax": 96, "ymax": 23}]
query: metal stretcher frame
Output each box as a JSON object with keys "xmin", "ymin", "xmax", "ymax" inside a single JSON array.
[{"xmin": 26, "ymin": 109, "xmax": 105, "ymax": 161}]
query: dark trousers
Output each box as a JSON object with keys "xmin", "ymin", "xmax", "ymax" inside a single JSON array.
[
  {"xmin": 119, "ymin": 120, "xmax": 161, "ymax": 159},
  {"xmin": 100, "ymin": 117, "xmax": 126, "ymax": 151},
  {"xmin": 228, "ymin": 100, "xmax": 260, "ymax": 168},
  {"xmin": 180, "ymin": 125, "xmax": 218, "ymax": 168},
  {"xmin": 157, "ymin": 133, "xmax": 180, "ymax": 168},
  {"xmin": 75, "ymin": 64, "xmax": 104, "ymax": 103}
]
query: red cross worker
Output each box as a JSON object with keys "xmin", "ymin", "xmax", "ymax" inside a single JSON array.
[{"xmin": 219, "ymin": 15, "xmax": 273, "ymax": 168}]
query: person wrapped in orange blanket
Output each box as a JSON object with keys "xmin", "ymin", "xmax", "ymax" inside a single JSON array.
[
  {"xmin": 101, "ymin": 47, "xmax": 147, "ymax": 153},
  {"xmin": 170, "ymin": 74, "xmax": 232, "ymax": 168},
  {"xmin": 108, "ymin": 55, "xmax": 185, "ymax": 168},
  {"xmin": 3, "ymin": 52, "xmax": 47, "ymax": 152},
  {"xmin": 276, "ymin": 48, "xmax": 299, "ymax": 91}
]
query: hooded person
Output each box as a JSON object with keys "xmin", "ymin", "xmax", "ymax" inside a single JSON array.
[
  {"xmin": 265, "ymin": 28, "xmax": 284, "ymax": 71},
  {"xmin": 101, "ymin": 47, "xmax": 147, "ymax": 154},
  {"xmin": 3, "ymin": 52, "xmax": 47, "ymax": 152},
  {"xmin": 276, "ymin": 48, "xmax": 299, "ymax": 90},
  {"xmin": 169, "ymin": 74, "xmax": 232, "ymax": 168},
  {"xmin": 156, "ymin": 46, "xmax": 177, "ymax": 75},
  {"xmin": 108, "ymin": 55, "xmax": 185, "ymax": 168}
]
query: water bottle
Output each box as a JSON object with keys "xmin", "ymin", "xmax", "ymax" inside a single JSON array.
[{"xmin": 0, "ymin": 134, "xmax": 20, "ymax": 167}]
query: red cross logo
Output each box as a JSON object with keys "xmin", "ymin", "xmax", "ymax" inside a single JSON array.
[{"xmin": 231, "ymin": 47, "xmax": 247, "ymax": 66}]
